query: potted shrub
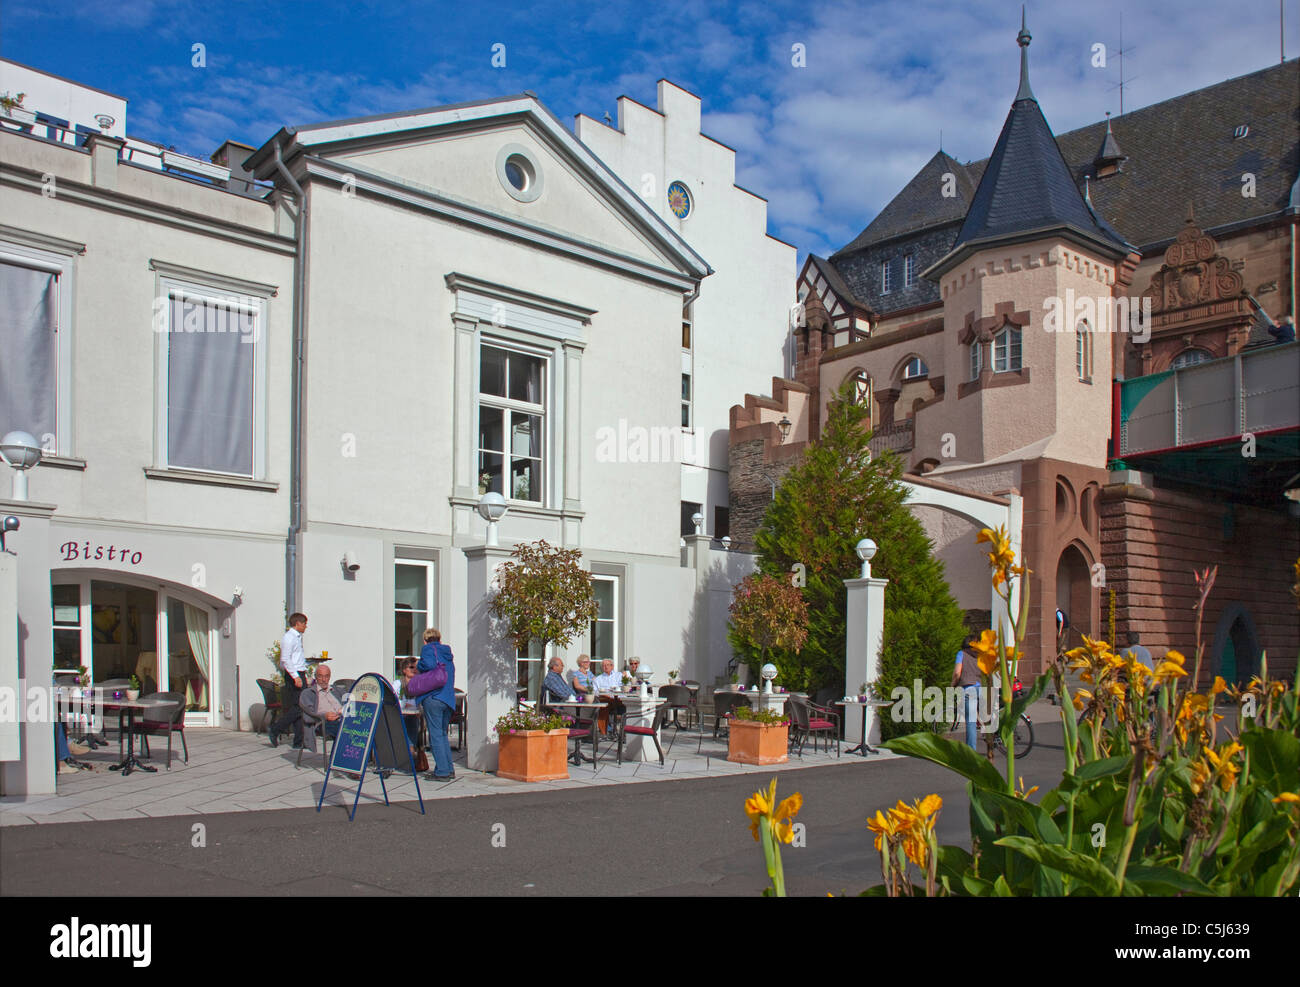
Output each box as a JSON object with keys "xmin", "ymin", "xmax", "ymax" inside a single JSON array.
[
  {"xmin": 495, "ymin": 706, "xmax": 570, "ymax": 782},
  {"xmin": 127, "ymin": 675, "xmax": 141, "ymax": 701},
  {"xmin": 728, "ymin": 706, "xmax": 790, "ymax": 765},
  {"xmin": 1, "ymin": 91, "xmax": 34, "ymax": 124}
]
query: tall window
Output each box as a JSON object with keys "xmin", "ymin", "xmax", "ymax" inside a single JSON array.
[
  {"xmin": 479, "ymin": 344, "xmax": 545, "ymax": 502},
  {"xmin": 850, "ymin": 370, "xmax": 871, "ymax": 412},
  {"xmin": 993, "ymin": 326, "xmax": 1022, "ymax": 372},
  {"xmin": 394, "ymin": 559, "xmax": 437, "ymax": 663},
  {"xmin": 904, "ymin": 254, "xmax": 917, "ymax": 287},
  {"xmin": 1, "ymin": 255, "xmax": 60, "ymax": 453},
  {"xmin": 969, "ymin": 341, "xmax": 982, "ymax": 381},
  {"xmin": 1076, "ymin": 322, "xmax": 1093, "ymax": 380},
  {"xmin": 881, "ymin": 259, "xmax": 893, "ymax": 294},
  {"xmin": 589, "ymin": 575, "xmax": 619, "ymax": 666},
  {"xmin": 681, "ymin": 373, "xmax": 692, "ymax": 428},
  {"xmin": 163, "ymin": 290, "xmax": 260, "ymax": 475}
]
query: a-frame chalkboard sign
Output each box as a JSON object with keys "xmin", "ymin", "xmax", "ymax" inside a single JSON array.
[{"xmin": 317, "ymin": 672, "xmax": 424, "ymax": 820}]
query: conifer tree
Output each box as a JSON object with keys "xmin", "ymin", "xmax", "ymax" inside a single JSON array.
[{"xmin": 747, "ymin": 382, "xmax": 966, "ymax": 737}]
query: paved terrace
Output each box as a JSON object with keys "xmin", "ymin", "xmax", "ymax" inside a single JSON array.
[{"xmin": 0, "ymin": 719, "xmax": 900, "ymax": 826}]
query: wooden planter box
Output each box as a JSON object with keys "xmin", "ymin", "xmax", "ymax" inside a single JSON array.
[
  {"xmin": 497, "ymin": 728, "xmax": 570, "ymax": 781},
  {"xmin": 727, "ymin": 719, "xmax": 789, "ymax": 765}
]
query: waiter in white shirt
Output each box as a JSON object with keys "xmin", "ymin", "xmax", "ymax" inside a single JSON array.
[{"xmin": 268, "ymin": 612, "xmax": 309, "ymax": 749}]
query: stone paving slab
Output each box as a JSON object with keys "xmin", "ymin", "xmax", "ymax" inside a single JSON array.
[{"xmin": 0, "ymin": 723, "xmax": 906, "ymax": 825}]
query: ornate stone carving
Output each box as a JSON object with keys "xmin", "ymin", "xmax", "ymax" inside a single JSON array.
[{"xmin": 1142, "ymin": 218, "xmax": 1243, "ymax": 314}]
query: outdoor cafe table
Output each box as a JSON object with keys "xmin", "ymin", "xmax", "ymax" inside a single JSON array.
[
  {"xmin": 546, "ymin": 701, "xmax": 608, "ymax": 764},
  {"xmin": 835, "ymin": 699, "xmax": 893, "ymax": 756},
  {"xmin": 598, "ymin": 692, "xmax": 664, "ymax": 762},
  {"xmin": 99, "ymin": 697, "xmax": 174, "ymax": 776}
]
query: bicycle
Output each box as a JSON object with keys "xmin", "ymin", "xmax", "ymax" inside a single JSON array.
[{"xmin": 949, "ymin": 678, "xmax": 1034, "ymax": 759}]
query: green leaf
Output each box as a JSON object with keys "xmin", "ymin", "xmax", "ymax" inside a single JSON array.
[
  {"xmin": 995, "ymin": 835, "xmax": 1121, "ymax": 895},
  {"xmin": 1073, "ymin": 755, "xmax": 1131, "ymax": 782},
  {"xmin": 1241, "ymin": 730, "xmax": 1300, "ymax": 795},
  {"xmin": 882, "ymin": 732, "xmax": 1007, "ymax": 791},
  {"xmin": 1125, "ymin": 865, "xmax": 1214, "ymax": 896},
  {"xmin": 991, "ymin": 875, "xmax": 1014, "ymax": 897}
]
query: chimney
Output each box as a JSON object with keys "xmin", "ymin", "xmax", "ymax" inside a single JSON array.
[{"xmin": 211, "ymin": 140, "xmax": 256, "ymax": 193}]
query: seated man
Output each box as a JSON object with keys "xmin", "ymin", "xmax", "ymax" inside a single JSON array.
[
  {"xmin": 593, "ymin": 658, "xmax": 620, "ymax": 692},
  {"xmin": 542, "ymin": 657, "xmax": 573, "ymax": 704},
  {"xmin": 571, "ymin": 654, "xmax": 595, "ymax": 696},
  {"xmin": 299, "ymin": 663, "xmax": 345, "ymax": 750}
]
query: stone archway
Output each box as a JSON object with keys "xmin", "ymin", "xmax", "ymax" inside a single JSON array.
[
  {"xmin": 1209, "ymin": 603, "xmax": 1262, "ymax": 686},
  {"xmin": 1056, "ymin": 542, "xmax": 1094, "ymax": 642}
]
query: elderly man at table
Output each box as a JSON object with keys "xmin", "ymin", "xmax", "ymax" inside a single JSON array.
[
  {"xmin": 542, "ymin": 658, "xmax": 573, "ymax": 704},
  {"xmin": 593, "ymin": 658, "xmax": 620, "ymax": 692},
  {"xmin": 299, "ymin": 663, "xmax": 344, "ymax": 749}
]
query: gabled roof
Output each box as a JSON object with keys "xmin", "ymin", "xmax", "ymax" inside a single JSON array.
[
  {"xmin": 832, "ymin": 151, "xmax": 980, "ymax": 257},
  {"xmin": 807, "ymin": 252, "xmax": 865, "ymax": 309},
  {"xmin": 245, "ymin": 92, "xmax": 712, "ymax": 281}
]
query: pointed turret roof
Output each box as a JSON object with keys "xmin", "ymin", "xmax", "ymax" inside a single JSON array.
[
  {"xmin": 927, "ymin": 16, "xmax": 1128, "ymax": 277},
  {"xmin": 1093, "ymin": 114, "xmax": 1126, "ymax": 171}
]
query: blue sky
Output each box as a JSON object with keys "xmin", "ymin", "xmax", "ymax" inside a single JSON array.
[{"xmin": 4, "ymin": 0, "xmax": 1297, "ymax": 259}]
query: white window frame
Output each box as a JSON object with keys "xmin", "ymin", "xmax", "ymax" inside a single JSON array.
[
  {"xmin": 477, "ymin": 338, "xmax": 549, "ymax": 506},
  {"xmin": 904, "ymin": 253, "xmax": 916, "ymax": 287},
  {"xmin": 881, "ymin": 259, "xmax": 893, "ymax": 294},
  {"xmin": 394, "ymin": 558, "xmax": 438, "ymax": 661},
  {"xmin": 993, "ymin": 326, "xmax": 1022, "ymax": 373},
  {"xmin": 1076, "ymin": 321, "xmax": 1093, "ymax": 381},
  {"xmin": 902, "ymin": 356, "xmax": 928, "ymax": 380},
  {"xmin": 588, "ymin": 574, "xmax": 621, "ymax": 666},
  {"xmin": 0, "ymin": 239, "xmax": 76, "ymax": 457},
  {"xmin": 969, "ymin": 341, "xmax": 982, "ymax": 381},
  {"xmin": 153, "ymin": 275, "xmax": 268, "ymax": 478},
  {"xmin": 1171, "ymin": 348, "xmax": 1212, "ymax": 369},
  {"xmin": 681, "ymin": 372, "xmax": 692, "ymax": 430}
]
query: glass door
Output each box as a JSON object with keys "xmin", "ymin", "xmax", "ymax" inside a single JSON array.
[{"xmin": 164, "ymin": 596, "xmax": 213, "ymax": 723}]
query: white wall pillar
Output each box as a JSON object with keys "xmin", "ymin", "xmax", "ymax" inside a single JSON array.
[
  {"xmin": 463, "ymin": 544, "xmax": 514, "ymax": 772},
  {"xmin": 685, "ymin": 533, "xmax": 712, "ymax": 684},
  {"xmin": 844, "ymin": 574, "xmax": 888, "ymax": 745},
  {"xmin": 0, "ymin": 501, "xmax": 56, "ymax": 796}
]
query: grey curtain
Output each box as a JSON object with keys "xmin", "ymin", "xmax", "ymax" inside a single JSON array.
[
  {"xmin": 168, "ymin": 296, "xmax": 254, "ymax": 474},
  {"xmin": 0, "ymin": 261, "xmax": 56, "ymax": 441}
]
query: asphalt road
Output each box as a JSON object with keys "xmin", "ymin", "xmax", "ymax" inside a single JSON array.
[{"xmin": 2, "ymin": 714, "xmax": 1065, "ymax": 897}]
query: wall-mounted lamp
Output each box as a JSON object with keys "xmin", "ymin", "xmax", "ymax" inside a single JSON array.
[
  {"xmin": 341, "ymin": 552, "xmax": 361, "ymax": 573},
  {"xmin": 0, "ymin": 515, "xmax": 18, "ymax": 552},
  {"xmin": 720, "ymin": 535, "xmax": 732, "ymax": 551},
  {"xmin": 777, "ymin": 416, "xmax": 792, "ymax": 442}
]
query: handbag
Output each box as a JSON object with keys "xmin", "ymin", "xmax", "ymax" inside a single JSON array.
[
  {"xmin": 414, "ymin": 749, "xmax": 429, "ymax": 772},
  {"xmin": 406, "ymin": 661, "xmax": 447, "ymax": 697}
]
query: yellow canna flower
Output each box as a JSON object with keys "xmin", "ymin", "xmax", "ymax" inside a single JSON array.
[
  {"xmin": 1189, "ymin": 758, "xmax": 1210, "ymax": 795},
  {"xmin": 1273, "ymin": 792, "xmax": 1300, "ymax": 805},
  {"xmin": 1210, "ymin": 676, "xmax": 1227, "ymax": 697},
  {"xmin": 1153, "ymin": 660, "xmax": 1189, "ymax": 685},
  {"xmin": 745, "ymin": 778, "xmax": 803, "ymax": 844},
  {"xmin": 969, "ymin": 629, "xmax": 1000, "ymax": 676},
  {"xmin": 744, "ymin": 779, "xmax": 776, "ymax": 842},
  {"xmin": 976, "ymin": 526, "xmax": 1016, "ymax": 579},
  {"xmin": 1204, "ymin": 742, "xmax": 1243, "ymax": 792},
  {"xmin": 867, "ymin": 809, "xmax": 898, "ymax": 851},
  {"xmin": 917, "ymin": 793, "xmax": 943, "ymax": 819},
  {"xmin": 771, "ymin": 792, "xmax": 803, "ymax": 844},
  {"xmin": 1072, "ymin": 688, "xmax": 1093, "ymax": 711}
]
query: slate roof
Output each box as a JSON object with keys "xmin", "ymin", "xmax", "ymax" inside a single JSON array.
[
  {"xmin": 943, "ymin": 92, "xmax": 1129, "ymax": 266},
  {"xmin": 807, "ymin": 253, "xmax": 867, "ymax": 309},
  {"xmin": 832, "ymin": 59, "xmax": 1300, "ymax": 265}
]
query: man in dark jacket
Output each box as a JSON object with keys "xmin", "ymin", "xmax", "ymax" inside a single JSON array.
[{"xmin": 417, "ymin": 628, "xmax": 456, "ymax": 781}]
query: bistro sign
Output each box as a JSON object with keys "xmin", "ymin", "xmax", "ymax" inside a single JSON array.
[{"xmin": 58, "ymin": 541, "xmax": 144, "ymax": 566}]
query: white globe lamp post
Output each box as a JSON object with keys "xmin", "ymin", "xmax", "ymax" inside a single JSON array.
[
  {"xmin": 0, "ymin": 431, "xmax": 43, "ymax": 501},
  {"xmin": 477, "ymin": 491, "xmax": 508, "ymax": 547},
  {"xmin": 856, "ymin": 538, "xmax": 878, "ymax": 579}
]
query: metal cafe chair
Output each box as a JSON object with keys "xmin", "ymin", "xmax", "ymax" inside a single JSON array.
[
  {"xmin": 133, "ymin": 692, "xmax": 189, "ymax": 769},
  {"xmin": 697, "ymin": 691, "xmax": 751, "ymax": 753},
  {"xmin": 256, "ymin": 679, "xmax": 282, "ymax": 733},
  {"xmin": 618, "ymin": 703, "xmax": 669, "ymax": 766},
  {"xmin": 657, "ymin": 684, "xmax": 693, "ymax": 730}
]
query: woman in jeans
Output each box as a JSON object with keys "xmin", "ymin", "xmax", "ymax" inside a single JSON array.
[{"xmin": 417, "ymin": 628, "xmax": 457, "ymax": 781}]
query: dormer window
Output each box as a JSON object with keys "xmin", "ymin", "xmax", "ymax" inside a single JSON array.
[
  {"xmin": 881, "ymin": 260, "xmax": 893, "ymax": 294},
  {"xmin": 993, "ymin": 326, "xmax": 1022, "ymax": 372},
  {"xmin": 904, "ymin": 254, "xmax": 916, "ymax": 287}
]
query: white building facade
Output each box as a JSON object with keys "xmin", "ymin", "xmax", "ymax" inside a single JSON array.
[
  {"xmin": 576, "ymin": 81, "xmax": 795, "ymax": 543},
  {"xmin": 1, "ymin": 64, "xmax": 787, "ymax": 789}
]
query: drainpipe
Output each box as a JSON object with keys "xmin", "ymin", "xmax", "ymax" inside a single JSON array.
[{"xmin": 273, "ymin": 140, "xmax": 307, "ymax": 616}]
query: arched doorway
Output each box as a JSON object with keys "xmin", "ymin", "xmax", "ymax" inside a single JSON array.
[
  {"xmin": 51, "ymin": 573, "xmax": 221, "ymax": 726},
  {"xmin": 1211, "ymin": 604, "xmax": 1261, "ymax": 686},
  {"xmin": 1056, "ymin": 544, "xmax": 1093, "ymax": 642}
]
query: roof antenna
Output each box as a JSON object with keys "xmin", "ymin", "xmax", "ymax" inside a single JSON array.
[{"xmin": 1106, "ymin": 12, "xmax": 1138, "ymax": 115}]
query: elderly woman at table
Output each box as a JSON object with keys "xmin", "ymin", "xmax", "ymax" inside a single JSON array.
[
  {"xmin": 570, "ymin": 654, "xmax": 595, "ymax": 696},
  {"xmin": 542, "ymin": 657, "xmax": 573, "ymax": 704}
]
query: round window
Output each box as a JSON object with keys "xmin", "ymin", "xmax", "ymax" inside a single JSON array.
[
  {"xmin": 495, "ymin": 144, "xmax": 544, "ymax": 203},
  {"xmin": 668, "ymin": 180, "xmax": 692, "ymax": 219}
]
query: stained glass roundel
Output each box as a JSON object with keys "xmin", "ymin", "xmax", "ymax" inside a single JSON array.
[{"xmin": 667, "ymin": 181, "xmax": 692, "ymax": 219}]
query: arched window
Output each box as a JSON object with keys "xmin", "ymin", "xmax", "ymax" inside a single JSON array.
[
  {"xmin": 902, "ymin": 356, "xmax": 929, "ymax": 380},
  {"xmin": 849, "ymin": 370, "xmax": 871, "ymax": 408},
  {"xmin": 1171, "ymin": 348, "xmax": 1212, "ymax": 369},
  {"xmin": 993, "ymin": 326, "xmax": 1022, "ymax": 372},
  {"xmin": 1075, "ymin": 321, "xmax": 1093, "ymax": 380}
]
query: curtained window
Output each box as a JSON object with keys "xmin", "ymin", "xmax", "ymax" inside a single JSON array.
[{"xmin": 0, "ymin": 260, "xmax": 57, "ymax": 445}]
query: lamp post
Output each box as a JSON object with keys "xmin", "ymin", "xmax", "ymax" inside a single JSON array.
[
  {"xmin": 0, "ymin": 431, "xmax": 42, "ymax": 501},
  {"xmin": 856, "ymin": 538, "xmax": 877, "ymax": 579},
  {"xmin": 477, "ymin": 491, "xmax": 508, "ymax": 547},
  {"xmin": 760, "ymin": 662, "xmax": 778, "ymax": 695}
]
